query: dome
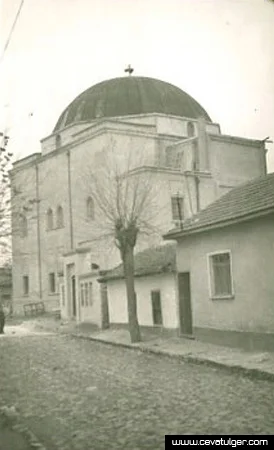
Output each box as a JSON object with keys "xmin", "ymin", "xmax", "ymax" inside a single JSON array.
[{"xmin": 53, "ymin": 76, "xmax": 211, "ymax": 132}]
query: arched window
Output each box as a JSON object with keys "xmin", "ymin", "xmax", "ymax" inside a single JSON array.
[
  {"xmin": 56, "ymin": 205, "xmax": 64, "ymax": 228},
  {"xmin": 86, "ymin": 196, "xmax": 95, "ymax": 220},
  {"xmin": 46, "ymin": 208, "xmax": 54, "ymax": 230},
  {"xmin": 56, "ymin": 134, "xmax": 62, "ymax": 149},
  {"xmin": 187, "ymin": 122, "xmax": 195, "ymax": 137},
  {"xmin": 20, "ymin": 215, "xmax": 28, "ymax": 238}
]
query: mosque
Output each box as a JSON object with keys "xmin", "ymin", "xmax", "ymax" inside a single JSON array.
[{"xmin": 10, "ymin": 69, "xmax": 267, "ymax": 320}]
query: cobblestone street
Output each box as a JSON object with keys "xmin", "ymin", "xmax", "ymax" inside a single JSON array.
[{"xmin": 1, "ymin": 332, "xmax": 274, "ymax": 449}]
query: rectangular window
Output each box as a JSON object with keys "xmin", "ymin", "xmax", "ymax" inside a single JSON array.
[
  {"xmin": 49, "ymin": 272, "xmax": 56, "ymax": 293},
  {"xmin": 151, "ymin": 290, "xmax": 163, "ymax": 326},
  {"xmin": 60, "ymin": 284, "xmax": 65, "ymax": 307},
  {"xmin": 171, "ymin": 196, "xmax": 184, "ymax": 222},
  {"xmin": 89, "ymin": 282, "xmax": 93, "ymax": 306},
  {"xmin": 209, "ymin": 252, "xmax": 233, "ymax": 297},
  {"xmin": 80, "ymin": 283, "xmax": 85, "ymax": 307},
  {"xmin": 23, "ymin": 276, "xmax": 29, "ymax": 295},
  {"xmin": 84, "ymin": 283, "xmax": 89, "ymax": 307}
]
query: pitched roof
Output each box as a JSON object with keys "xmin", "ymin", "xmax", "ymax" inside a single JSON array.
[
  {"xmin": 100, "ymin": 244, "xmax": 176, "ymax": 281},
  {"xmin": 164, "ymin": 173, "xmax": 274, "ymax": 239}
]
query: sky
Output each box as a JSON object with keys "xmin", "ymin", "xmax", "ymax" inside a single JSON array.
[{"xmin": 0, "ymin": 0, "xmax": 274, "ymax": 169}]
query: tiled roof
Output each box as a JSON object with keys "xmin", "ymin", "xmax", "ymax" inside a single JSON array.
[
  {"xmin": 100, "ymin": 244, "xmax": 176, "ymax": 281},
  {"xmin": 164, "ymin": 173, "xmax": 274, "ymax": 239}
]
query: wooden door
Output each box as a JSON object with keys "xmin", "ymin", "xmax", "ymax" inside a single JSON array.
[{"xmin": 177, "ymin": 272, "xmax": 192, "ymax": 335}]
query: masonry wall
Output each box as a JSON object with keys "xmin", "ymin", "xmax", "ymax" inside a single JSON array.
[
  {"xmin": 11, "ymin": 113, "xmax": 266, "ymax": 314},
  {"xmin": 176, "ymin": 214, "xmax": 274, "ymax": 334},
  {"xmin": 107, "ymin": 273, "xmax": 178, "ymax": 329},
  {"xmin": 209, "ymin": 137, "xmax": 266, "ymax": 190}
]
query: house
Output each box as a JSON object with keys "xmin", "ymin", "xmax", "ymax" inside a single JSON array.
[
  {"xmin": 164, "ymin": 173, "xmax": 274, "ymax": 351},
  {"xmin": 10, "ymin": 73, "xmax": 267, "ymax": 316},
  {"xmin": 0, "ymin": 266, "xmax": 12, "ymax": 310},
  {"xmin": 99, "ymin": 244, "xmax": 177, "ymax": 332}
]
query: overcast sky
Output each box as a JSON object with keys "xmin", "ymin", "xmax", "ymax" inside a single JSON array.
[{"xmin": 1, "ymin": 0, "xmax": 274, "ymax": 170}]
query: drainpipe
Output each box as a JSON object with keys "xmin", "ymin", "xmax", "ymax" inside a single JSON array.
[
  {"xmin": 67, "ymin": 150, "xmax": 74, "ymax": 249},
  {"xmin": 35, "ymin": 163, "xmax": 42, "ymax": 298}
]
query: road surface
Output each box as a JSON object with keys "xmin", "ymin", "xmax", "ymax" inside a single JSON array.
[{"xmin": 1, "ymin": 330, "xmax": 274, "ymax": 449}]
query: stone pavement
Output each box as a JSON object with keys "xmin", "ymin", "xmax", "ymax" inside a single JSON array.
[
  {"xmin": 0, "ymin": 406, "xmax": 46, "ymax": 450},
  {"xmin": 10, "ymin": 317, "xmax": 274, "ymax": 381}
]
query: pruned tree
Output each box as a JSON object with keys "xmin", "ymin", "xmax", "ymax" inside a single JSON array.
[{"xmin": 83, "ymin": 139, "xmax": 160, "ymax": 343}]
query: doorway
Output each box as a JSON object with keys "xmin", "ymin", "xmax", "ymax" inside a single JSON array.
[{"xmin": 177, "ymin": 272, "xmax": 192, "ymax": 335}]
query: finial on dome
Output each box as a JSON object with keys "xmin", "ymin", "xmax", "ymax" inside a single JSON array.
[{"xmin": 124, "ymin": 64, "xmax": 134, "ymax": 76}]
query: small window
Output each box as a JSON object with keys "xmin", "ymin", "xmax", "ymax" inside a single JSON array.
[
  {"xmin": 151, "ymin": 290, "xmax": 163, "ymax": 325},
  {"xmin": 23, "ymin": 275, "xmax": 29, "ymax": 295},
  {"xmin": 192, "ymin": 140, "xmax": 199, "ymax": 171},
  {"xmin": 60, "ymin": 284, "xmax": 65, "ymax": 307},
  {"xmin": 81, "ymin": 284, "xmax": 85, "ymax": 307},
  {"xmin": 56, "ymin": 205, "xmax": 64, "ymax": 228},
  {"xmin": 89, "ymin": 282, "xmax": 93, "ymax": 306},
  {"xmin": 46, "ymin": 208, "xmax": 54, "ymax": 230},
  {"xmin": 171, "ymin": 196, "xmax": 184, "ymax": 222},
  {"xmin": 49, "ymin": 272, "xmax": 56, "ymax": 293},
  {"xmin": 209, "ymin": 252, "xmax": 233, "ymax": 298},
  {"xmin": 20, "ymin": 215, "xmax": 28, "ymax": 238},
  {"xmin": 56, "ymin": 134, "xmax": 62, "ymax": 148},
  {"xmin": 84, "ymin": 282, "xmax": 89, "ymax": 307},
  {"xmin": 187, "ymin": 122, "xmax": 195, "ymax": 137},
  {"xmin": 86, "ymin": 197, "xmax": 95, "ymax": 220}
]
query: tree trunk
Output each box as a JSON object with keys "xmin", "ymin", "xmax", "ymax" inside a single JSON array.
[{"xmin": 123, "ymin": 245, "xmax": 141, "ymax": 343}]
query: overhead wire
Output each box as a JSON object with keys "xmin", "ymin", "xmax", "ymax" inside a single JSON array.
[{"xmin": 0, "ymin": 0, "xmax": 25, "ymax": 64}]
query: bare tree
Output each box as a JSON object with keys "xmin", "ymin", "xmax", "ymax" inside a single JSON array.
[
  {"xmin": 0, "ymin": 133, "xmax": 13, "ymax": 264},
  {"xmin": 83, "ymin": 139, "xmax": 160, "ymax": 343}
]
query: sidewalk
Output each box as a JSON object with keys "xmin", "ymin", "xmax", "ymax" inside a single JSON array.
[{"xmin": 9, "ymin": 316, "xmax": 274, "ymax": 381}]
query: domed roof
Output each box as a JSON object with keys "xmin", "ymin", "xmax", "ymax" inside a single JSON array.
[{"xmin": 53, "ymin": 76, "xmax": 211, "ymax": 132}]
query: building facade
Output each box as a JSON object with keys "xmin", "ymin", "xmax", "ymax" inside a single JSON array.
[
  {"xmin": 164, "ymin": 174, "xmax": 274, "ymax": 351},
  {"xmin": 10, "ymin": 75, "xmax": 267, "ymax": 316}
]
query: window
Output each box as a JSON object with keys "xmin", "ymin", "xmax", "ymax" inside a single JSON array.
[
  {"xmin": 151, "ymin": 290, "xmax": 163, "ymax": 325},
  {"xmin": 86, "ymin": 197, "xmax": 95, "ymax": 220},
  {"xmin": 187, "ymin": 121, "xmax": 195, "ymax": 137},
  {"xmin": 20, "ymin": 215, "xmax": 28, "ymax": 238},
  {"xmin": 192, "ymin": 140, "xmax": 199, "ymax": 171},
  {"xmin": 209, "ymin": 252, "xmax": 233, "ymax": 298},
  {"xmin": 23, "ymin": 275, "xmax": 29, "ymax": 295},
  {"xmin": 171, "ymin": 195, "xmax": 184, "ymax": 222},
  {"xmin": 84, "ymin": 283, "xmax": 89, "ymax": 307},
  {"xmin": 80, "ymin": 281, "xmax": 93, "ymax": 307},
  {"xmin": 60, "ymin": 284, "xmax": 65, "ymax": 307},
  {"xmin": 49, "ymin": 272, "xmax": 56, "ymax": 293},
  {"xmin": 88, "ymin": 282, "xmax": 93, "ymax": 306},
  {"xmin": 46, "ymin": 208, "xmax": 54, "ymax": 230},
  {"xmin": 56, "ymin": 205, "xmax": 64, "ymax": 228},
  {"xmin": 81, "ymin": 283, "xmax": 85, "ymax": 307},
  {"xmin": 56, "ymin": 134, "xmax": 62, "ymax": 149}
]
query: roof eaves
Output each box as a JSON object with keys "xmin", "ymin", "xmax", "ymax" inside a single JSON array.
[
  {"xmin": 164, "ymin": 206, "xmax": 274, "ymax": 240},
  {"xmin": 100, "ymin": 267, "xmax": 176, "ymax": 283}
]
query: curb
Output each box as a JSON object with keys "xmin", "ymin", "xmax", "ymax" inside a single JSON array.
[
  {"xmin": 0, "ymin": 406, "xmax": 47, "ymax": 450},
  {"xmin": 70, "ymin": 333, "xmax": 274, "ymax": 382}
]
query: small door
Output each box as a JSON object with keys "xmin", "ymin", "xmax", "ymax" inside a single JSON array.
[
  {"xmin": 178, "ymin": 272, "xmax": 192, "ymax": 335},
  {"xmin": 71, "ymin": 275, "xmax": 77, "ymax": 317},
  {"xmin": 151, "ymin": 290, "xmax": 163, "ymax": 326}
]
